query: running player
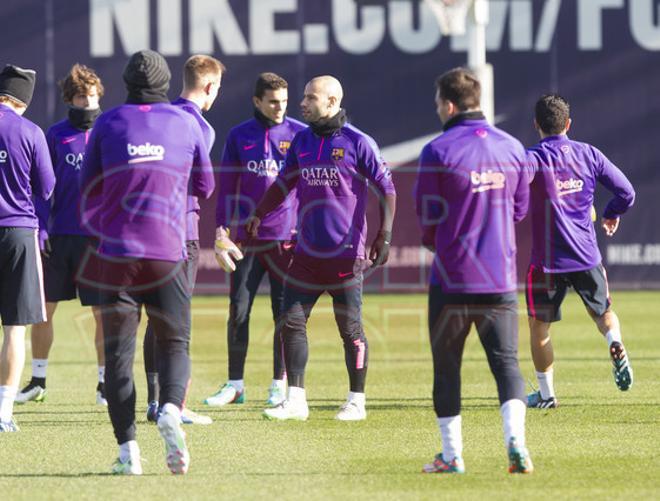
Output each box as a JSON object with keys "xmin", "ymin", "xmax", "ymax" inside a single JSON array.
[
  {"xmin": 17, "ymin": 64, "xmax": 107, "ymax": 406},
  {"xmin": 248, "ymin": 75, "xmax": 396, "ymax": 421},
  {"xmin": 80, "ymin": 50, "xmax": 214, "ymax": 474},
  {"xmin": 0, "ymin": 64, "xmax": 55, "ymax": 431},
  {"xmin": 525, "ymin": 94, "xmax": 635, "ymax": 408},
  {"xmin": 143, "ymin": 54, "xmax": 224, "ymax": 425},
  {"xmin": 415, "ymin": 68, "xmax": 532, "ymax": 474},
  {"xmin": 204, "ymin": 72, "xmax": 305, "ymax": 408}
]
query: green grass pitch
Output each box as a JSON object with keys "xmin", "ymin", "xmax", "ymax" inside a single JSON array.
[{"xmin": 2, "ymin": 291, "xmax": 659, "ymax": 499}]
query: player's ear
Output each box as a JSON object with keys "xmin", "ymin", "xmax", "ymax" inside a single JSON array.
[
  {"xmin": 204, "ymin": 81, "xmax": 213, "ymax": 96},
  {"xmin": 565, "ymin": 118, "xmax": 572, "ymax": 133},
  {"xmin": 252, "ymin": 96, "xmax": 260, "ymax": 108}
]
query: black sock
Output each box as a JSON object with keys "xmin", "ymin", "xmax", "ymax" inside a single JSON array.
[
  {"xmin": 30, "ymin": 377, "xmax": 46, "ymax": 389},
  {"xmin": 146, "ymin": 372, "xmax": 159, "ymax": 403}
]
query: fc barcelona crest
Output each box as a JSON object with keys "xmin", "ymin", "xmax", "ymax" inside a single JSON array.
[
  {"xmin": 331, "ymin": 147, "xmax": 345, "ymax": 161},
  {"xmin": 279, "ymin": 141, "xmax": 291, "ymax": 154}
]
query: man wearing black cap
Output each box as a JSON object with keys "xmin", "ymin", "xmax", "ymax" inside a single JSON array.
[
  {"xmin": 0, "ymin": 64, "xmax": 56, "ymax": 432},
  {"xmin": 79, "ymin": 50, "xmax": 215, "ymax": 474}
]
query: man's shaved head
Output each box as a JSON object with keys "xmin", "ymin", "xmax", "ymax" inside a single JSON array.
[
  {"xmin": 308, "ymin": 76, "xmax": 343, "ymax": 104},
  {"xmin": 300, "ymin": 75, "xmax": 344, "ymax": 124}
]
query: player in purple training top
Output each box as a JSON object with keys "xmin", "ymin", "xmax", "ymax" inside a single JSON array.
[
  {"xmin": 415, "ymin": 68, "xmax": 532, "ymax": 474},
  {"xmin": 203, "ymin": 73, "xmax": 305, "ymax": 409},
  {"xmin": 16, "ymin": 64, "xmax": 108, "ymax": 407},
  {"xmin": 0, "ymin": 65, "xmax": 55, "ymax": 432},
  {"xmin": 248, "ymin": 76, "xmax": 396, "ymax": 422},
  {"xmin": 525, "ymin": 95, "xmax": 635, "ymax": 409},
  {"xmin": 79, "ymin": 50, "xmax": 214, "ymax": 475},
  {"xmin": 142, "ymin": 54, "xmax": 224, "ymax": 426}
]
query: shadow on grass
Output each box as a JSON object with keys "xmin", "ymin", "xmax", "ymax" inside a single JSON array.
[{"xmin": 0, "ymin": 472, "xmax": 158, "ymax": 478}]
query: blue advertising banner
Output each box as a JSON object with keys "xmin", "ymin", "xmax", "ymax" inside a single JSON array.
[{"xmin": 2, "ymin": 0, "xmax": 658, "ymax": 291}]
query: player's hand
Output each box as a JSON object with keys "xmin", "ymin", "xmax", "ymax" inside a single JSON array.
[
  {"xmin": 601, "ymin": 217, "xmax": 620, "ymax": 237},
  {"xmin": 369, "ymin": 230, "xmax": 392, "ymax": 267},
  {"xmin": 246, "ymin": 215, "xmax": 261, "ymax": 238},
  {"xmin": 214, "ymin": 227, "xmax": 243, "ymax": 272},
  {"xmin": 41, "ymin": 238, "xmax": 52, "ymax": 258}
]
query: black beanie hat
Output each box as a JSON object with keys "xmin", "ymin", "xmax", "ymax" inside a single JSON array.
[
  {"xmin": 0, "ymin": 65, "xmax": 36, "ymax": 107},
  {"xmin": 123, "ymin": 50, "xmax": 170, "ymax": 103}
]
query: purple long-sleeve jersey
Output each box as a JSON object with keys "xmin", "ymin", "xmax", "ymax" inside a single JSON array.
[
  {"xmin": 172, "ymin": 97, "xmax": 215, "ymax": 242},
  {"xmin": 257, "ymin": 123, "xmax": 396, "ymax": 259},
  {"xmin": 0, "ymin": 104, "xmax": 55, "ymax": 228},
  {"xmin": 35, "ymin": 119, "xmax": 92, "ymax": 238},
  {"xmin": 527, "ymin": 135, "xmax": 635, "ymax": 272},
  {"xmin": 80, "ymin": 103, "xmax": 214, "ymax": 262},
  {"xmin": 216, "ymin": 116, "xmax": 306, "ymax": 241},
  {"xmin": 415, "ymin": 117, "xmax": 529, "ymax": 293}
]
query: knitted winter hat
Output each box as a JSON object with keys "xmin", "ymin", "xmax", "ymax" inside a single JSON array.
[{"xmin": 0, "ymin": 65, "xmax": 36, "ymax": 107}]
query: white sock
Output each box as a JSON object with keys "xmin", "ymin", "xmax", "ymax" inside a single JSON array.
[
  {"xmin": 288, "ymin": 386, "xmax": 306, "ymax": 403},
  {"xmin": 347, "ymin": 391, "xmax": 365, "ymax": 406},
  {"xmin": 535, "ymin": 370, "xmax": 555, "ymax": 400},
  {"xmin": 228, "ymin": 379, "xmax": 244, "ymax": 392},
  {"xmin": 271, "ymin": 379, "xmax": 286, "ymax": 390},
  {"xmin": 161, "ymin": 402, "xmax": 182, "ymax": 420},
  {"xmin": 119, "ymin": 440, "xmax": 140, "ymax": 463},
  {"xmin": 98, "ymin": 366, "xmax": 105, "ymax": 384},
  {"xmin": 32, "ymin": 359, "xmax": 48, "ymax": 379},
  {"xmin": 606, "ymin": 329, "xmax": 622, "ymax": 346},
  {"xmin": 437, "ymin": 415, "xmax": 463, "ymax": 461},
  {"xmin": 0, "ymin": 385, "xmax": 18, "ymax": 422},
  {"xmin": 500, "ymin": 399, "xmax": 526, "ymax": 449}
]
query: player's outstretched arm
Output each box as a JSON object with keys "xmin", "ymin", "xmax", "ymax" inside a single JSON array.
[{"xmin": 248, "ymin": 155, "xmax": 299, "ymax": 238}]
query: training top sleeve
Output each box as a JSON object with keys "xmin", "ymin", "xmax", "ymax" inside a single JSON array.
[
  {"xmin": 513, "ymin": 149, "xmax": 530, "ymax": 223},
  {"xmin": 80, "ymin": 121, "xmax": 102, "ymax": 195},
  {"xmin": 414, "ymin": 144, "xmax": 442, "ymax": 248},
  {"xmin": 215, "ymin": 130, "xmax": 241, "ymax": 227},
  {"xmin": 189, "ymin": 119, "xmax": 215, "ymax": 200},
  {"xmin": 592, "ymin": 146, "xmax": 635, "ymax": 219},
  {"xmin": 33, "ymin": 127, "xmax": 58, "ymax": 240},
  {"xmin": 30, "ymin": 126, "xmax": 55, "ymax": 201},
  {"xmin": 357, "ymin": 134, "xmax": 396, "ymax": 196},
  {"xmin": 524, "ymin": 148, "xmax": 539, "ymax": 185}
]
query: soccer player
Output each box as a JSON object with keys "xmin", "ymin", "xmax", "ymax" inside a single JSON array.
[
  {"xmin": 525, "ymin": 94, "xmax": 635, "ymax": 408},
  {"xmin": 0, "ymin": 65, "xmax": 55, "ymax": 431},
  {"xmin": 203, "ymin": 72, "xmax": 305, "ymax": 408},
  {"xmin": 80, "ymin": 50, "xmax": 214, "ymax": 474},
  {"xmin": 415, "ymin": 68, "xmax": 532, "ymax": 474},
  {"xmin": 16, "ymin": 64, "xmax": 107, "ymax": 406},
  {"xmin": 247, "ymin": 75, "xmax": 396, "ymax": 421},
  {"xmin": 143, "ymin": 54, "xmax": 224, "ymax": 425}
]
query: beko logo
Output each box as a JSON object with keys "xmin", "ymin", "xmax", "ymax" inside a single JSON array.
[
  {"xmin": 470, "ymin": 170, "xmax": 505, "ymax": 193},
  {"xmin": 0, "ymin": 150, "xmax": 7, "ymax": 163},
  {"xmin": 127, "ymin": 142, "xmax": 165, "ymax": 163},
  {"xmin": 556, "ymin": 178, "xmax": 584, "ymax": 197}
]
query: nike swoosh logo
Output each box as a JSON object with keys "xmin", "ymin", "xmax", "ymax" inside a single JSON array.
[
  {"xmin": 62, "ymin": 137, "xmax": 77, "ymax": 144},
  {"xmin": 299, "ymin": 152, "xmax": 311, "ymax": 158},
  {"xmin": 338, "ymin": 272, "xmax": 353, "ymax": 278},
  {"xmin": 243, "ymin": 143, "xmax": 256, "ymax": 151}
]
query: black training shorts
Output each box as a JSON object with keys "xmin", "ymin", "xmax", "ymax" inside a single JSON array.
[{"xmin": 525, "ymin": 263, "xmax": 611, "ymax": 322}]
